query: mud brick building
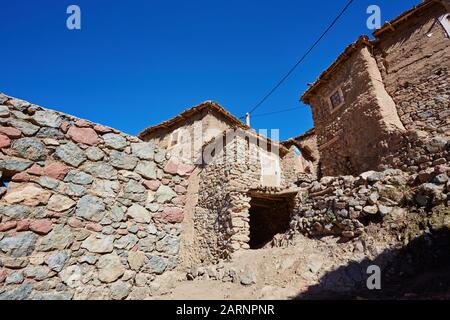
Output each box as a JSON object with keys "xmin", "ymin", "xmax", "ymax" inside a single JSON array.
[{"xmin": 301, "ymin": 0, "xmax": 450, "ymax": 176}]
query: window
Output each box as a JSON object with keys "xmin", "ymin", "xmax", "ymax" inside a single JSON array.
[
  {"xmin": 329, "ymin": 89, "xmax": 344, "ymax": 110},
  {"xmin": 438, "ymin": 14, "xmax": 450, "ymax": 38}
]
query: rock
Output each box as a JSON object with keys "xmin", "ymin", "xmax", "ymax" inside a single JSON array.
[
  {"xmin": 4, "ymin": 184, "xmax": 51, "ymax": 206},
  {"xmin": 37, "ymin": 176, "xmax": 60, "ymax": 190},
  {"xmin": 0, "ymin": 268, "xmax": 7, "ymax": 283},
  {"xmin": 47, "ymin": 194, "xmax": 76, "ymax": 212},
  {"xmin": 82, "ymin": 162, "xmax": 117, "ymax": 180},
  {"xmin": 434, "ymin": 174, "xmax": 448, "ymax": 184},
  {"xmin": 0, "ymin": 205, "xmax": 30, "ymax": 219},
  {"xmin": 23, "ymin": 265, "xmax": 53, "ymax": 280},
  {"xmin": 64, "ymin": 183, "xmax": 86, "ymax": 197},
  {"xmin": 154, "ymin": 150, "xmax": 166, "ymax": 163},
  {"xmin": 114, "ymin": 234, "xmax": 138, "ymax": 250},
  {"xmin": 64, "ymin": 170, "xmax": 93, "ymax": 185},
  {"xmin": 0, "ymin": 232, "xmax": 37, "ymax": 257},
  {"xmin": 109, "ymin": 150, "xmax": 138, "ymax": 170},
  {"xmin": 8, "ymin": 119, "xmax": 39, "ymax": 136},
  {"xmin": 76, "ymin": 195, "xmax": 106, "ymax": 222},
  {"xmin": 5, "ymin": 272, "xmax": 24, "ymax": 285},
  {"xmin": 131, "ymin": 142, "xmax": 155, "ymax": 160},
  {"xmin": 129, "ymin": 287, "xmax": 150, "ymax": 300},
  {"xmin": 45, "ymin": 251, "xmax": 70, "ymax": 272},
  {"xmin": 378, "ymin": 204, "xmax": 393, "ymax": 215},
  {"xmin": 85, "ymin": 146, "xmax": 105, "ymax": 161},
  {"xmin": 146, "ymin": 255, "xmax": 167, "ymax": 275},
  {"xmin": 0, "ymin": 126, "xmax": 22, "ymax": 138},
  {"xmin": 426, "ymin": 137, "xmax": 448, "ymax": 153},
  {"xmin": 368, "ymin": 192, "xmax": 379, "ymax": 205},
  {"xmin": 91, "ymin": 179, "xmax": 120, "ymax": 198},
  {"xmin": 67, "ymin": 126, "xmax": 99, "ymax": 145},
  {"xmin": 127, "ymin": 204, "xmax": 152, "ymax": 223},
  {"xmin": 97, "ymin": 254, "xmax": 125, "ymax": 283},
  {"xmin": 110, "ymin": 205, "xmax": 124, "ymax": 222},
  {"xmin": 177, "ymin": 163, "xmax": 195, "ymax": 176},
  {"xmin": 155, "ymin": 207, "xmax": 184, "ymax": 224},
  {"xmin": 2, "ymin": 257, "xmax": 29, "ymax": 269},
  {"xmin": 143, "ymin": 180, "xmax": 161, "ymax": 191},
  {"xmin": 36, "ymin": 127, "xmax": 65, "ymax": 139},
  {"xmin": 78, "ymin": 255, "xmax": 97, "ymax": 264},
  {"xmin": 0, "ymin": 283, "xmax": 33, "ymax": 300},
  {"xmin": 240, "ymin": 271, "xmax": 257, "ymax": 285},
  {"xmin": 55, "ymin": 142, "xmax": 87, "ymax": 167},
  {"xmin": 31, "ymin": 292, "xmax": 73, "ymax": 300},
  {"xmin": 0, "ymin": 105, "xmax": 10, "ymax": 117},
  {"xmin": 363, "ymin": 205, "xmax": 378, "ymax": 215},
  {"xmin": 43, "ymin": 162, "xmax": 70, "ymax": 180},
  {"xmin": 135, "ymin": 161, "xmax": 157, "ymax": 179},
  {"xmin": 32, "ymin": 110, "xmax": 62, "ymax": 128},
  {"xmin": 59, "ymin": 265, "xmax": 82, "ymax": 288},
  {"xmin": 12, "ymin": 138, "xmax": 47, "ymax": 161},
  {"xmin": 0, "ymin": 134, "xmax": 11, "ymax": 148},
  {"xmin": 127, "ymin": 251, "xmax": 146, "ymax": 271},
  {"xmin": 93, "ymin": 124, "xmax": 113, "ymax": 133},
  {"xmin": 164, "ymin": 158, "xmax": 178, "ymax": 174},
  {"xmin": 155, "ymin": 185, "xmax": 177, "ymax": 203},
  {"xmin": 0, "ymin": 221, "xmax": 17, "ymax": 232},
  {"xmin": 81, "ymin": 234, "xmax": 114, "ymax": 253},
  {"xmin": 111, "ymin": 281, "xmax": 132, "ymax": 300},
  {"xmin": 103, "ymin": 133, "xmax": 127, "ymax": 150},
  {"xmin": 0, "ymin": 157, "xmax": 33, "ymax": 172},
  {"xmin": 11, "ymin": 172, "xmax": 32, "ymax": 182},
  {"xmin": 38, "ymin": 225, "xmax": 74, "ymax": 251},
  {"xmin": 29, "ymin": 219, "xmax": 53, "ymax": 235}
]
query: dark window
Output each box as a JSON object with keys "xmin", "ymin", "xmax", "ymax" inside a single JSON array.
[{"xmin": 330, "ymin": 90, "xmax": 343, "ymax": 109}]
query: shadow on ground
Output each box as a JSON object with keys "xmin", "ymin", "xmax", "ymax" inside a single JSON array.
[{"xmin": 295, "ymin": 227, "xmax": 450, "ymax": 300}]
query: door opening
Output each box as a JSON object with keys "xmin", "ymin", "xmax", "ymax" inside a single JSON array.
[{"xmin": 247, "ymin": 193, "xmax": 294, "ymax": 249}]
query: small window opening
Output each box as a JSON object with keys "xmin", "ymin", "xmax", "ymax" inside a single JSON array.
[{"xmin": 329, "ymin": 89, "xmax": 344, "ymax": 109}]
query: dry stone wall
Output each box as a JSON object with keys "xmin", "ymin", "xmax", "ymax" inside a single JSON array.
[
  {"xmin": 0, "ymin": 93, "xmax": 192, "ymax": 300},
  {"xmin": 288, "ymin": 150, "xmax": 450, "ymax": 240}
]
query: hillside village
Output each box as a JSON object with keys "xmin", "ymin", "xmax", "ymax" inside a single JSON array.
[{"xmin": 0, "ymin": 0, "xmax": 449, "ymax": 299}]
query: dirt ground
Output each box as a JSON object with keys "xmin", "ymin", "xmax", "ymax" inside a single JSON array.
[{"xmin": 151, "ymin": 226, "xmax": 401, "ymax": 300}]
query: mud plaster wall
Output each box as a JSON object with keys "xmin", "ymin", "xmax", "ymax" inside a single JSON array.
[
  {"xmin": 374, "ymin": 4, "xmax": 450, "ymax": 136},
  {"xmin": 309, "ymin": 46, "xmax": 404, "ymax": 177},
  {"xmin": 141, "ymin": 109, "xmax": 237, "ymax": 164},
  {"xmin": 0, "ymin": 93, "xmax": 192, "ymax": 300}
]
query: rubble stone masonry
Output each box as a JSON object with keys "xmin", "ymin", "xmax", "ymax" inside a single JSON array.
[{"xmin": 0, "ymin": 93, "xmax": 192, "ymax": 300}]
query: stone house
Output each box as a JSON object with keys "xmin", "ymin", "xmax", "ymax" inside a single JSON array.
[
  {"xmin": 139, "ymin": 102, "xmax": 309, "ymax": 263},
  {"xmin": 301, "ymin": 0, "xmax": 450, "ymax": 177}
]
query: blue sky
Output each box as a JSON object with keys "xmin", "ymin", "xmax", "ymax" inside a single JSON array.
[{"xmin": 1, "ymin": 0, "xmax": 419, "ymax": 140}]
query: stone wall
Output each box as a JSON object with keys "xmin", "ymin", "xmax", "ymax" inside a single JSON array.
[
  {"xmin": 288, "ymin": 146, "xmax": 450, "ymax": 240},
  {"xmin": 0, "ymin": 93, "xmax": 192, "ymax": 300},
  {"xmin": 193, "ymin": 134, "xmax": 292, "ymax": 262}
]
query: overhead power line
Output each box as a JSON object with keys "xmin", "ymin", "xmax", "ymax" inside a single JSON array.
[
  {"xmin": 239, "ymin": 106, "xmax": 302, "ymax": 120},
  {"xmin": 247, "ymin": 0, "xmax": 355, "ymax": 116}
]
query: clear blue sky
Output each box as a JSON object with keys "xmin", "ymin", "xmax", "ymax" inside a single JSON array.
[{"xmin": 1, "ymin": 0, "xmax": 419, "ymax": 140}]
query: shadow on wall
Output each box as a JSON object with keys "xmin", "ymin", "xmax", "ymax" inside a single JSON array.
[{"xmin": 295, "ymin": 227, "xmax": 450, "ymax": 300}]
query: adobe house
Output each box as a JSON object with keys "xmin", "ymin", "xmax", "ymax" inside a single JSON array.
[
  {"xmin": 301, "ymin": 0, "xmax": 450, "ymax": 177},
  {"xmin": 138, "ymin": 102, "xmax": 309, "ymax": 263}
]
